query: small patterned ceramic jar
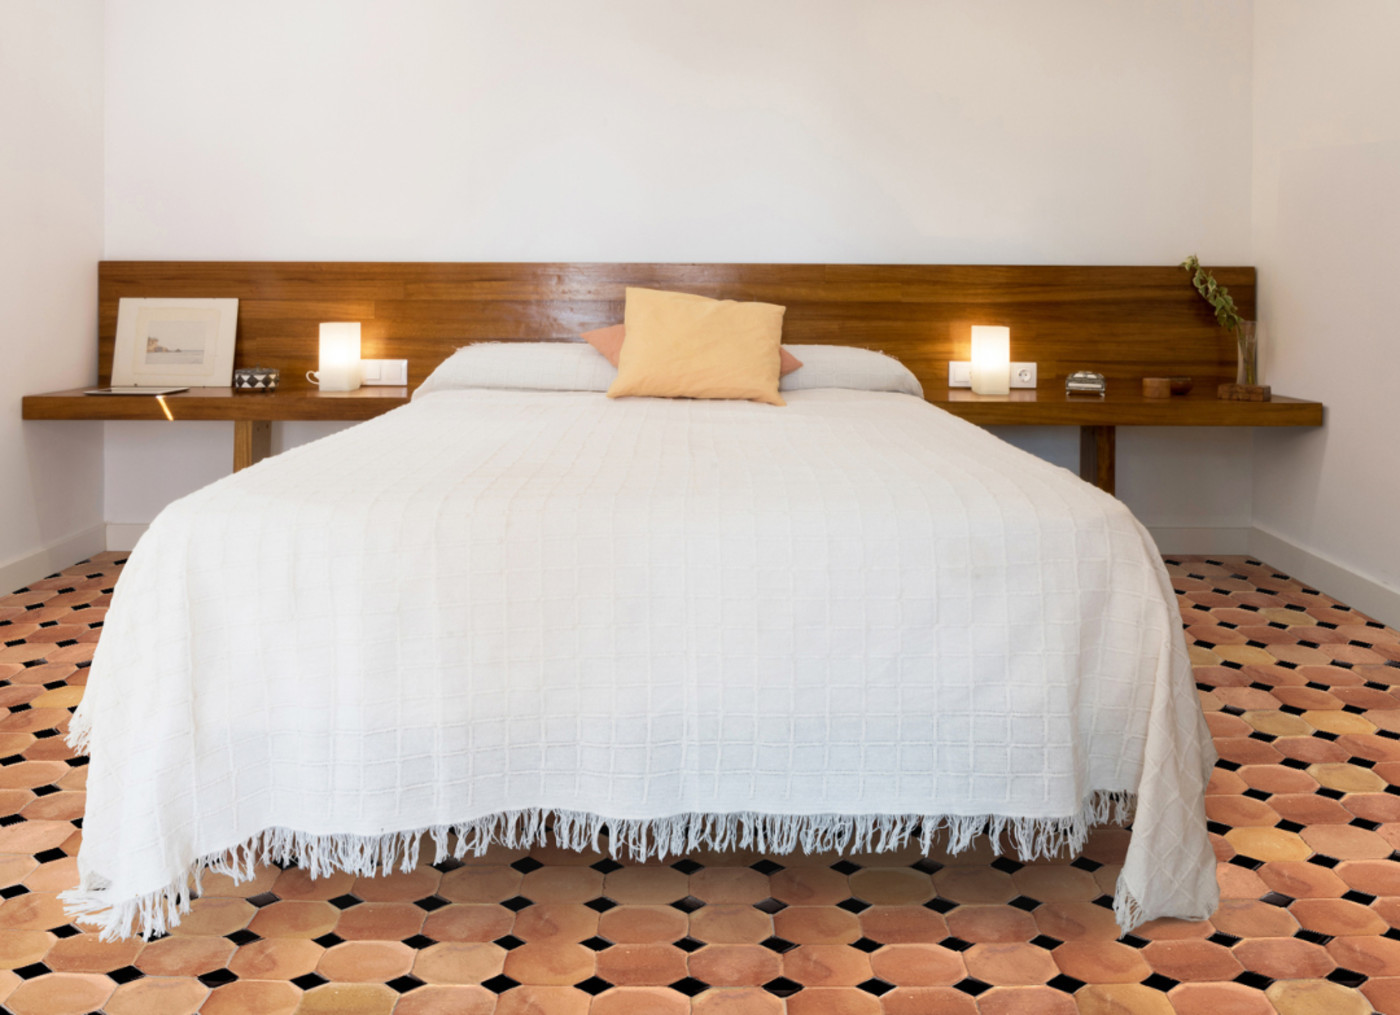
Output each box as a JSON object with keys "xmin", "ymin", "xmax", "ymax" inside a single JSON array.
[{"xmin": 233, "ymin": 367, "xmax": 280, "ymax": 392}]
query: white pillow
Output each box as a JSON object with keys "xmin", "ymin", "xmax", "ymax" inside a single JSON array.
[
  {"xmin": 413, "ymin": 341, "xmax": 924, "ymax": 400},
  {"xmin": 780, "ymin": 345, "xmax": 923, "ymax": 397},
  {"xmin": 413, "ymin": 342, "xmax": 616, "ymax": 399}
]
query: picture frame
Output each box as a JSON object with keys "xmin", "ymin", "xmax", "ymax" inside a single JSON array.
[{"xmin": 111, "ymin": 298, "xmax": 239, "ymax": 387}]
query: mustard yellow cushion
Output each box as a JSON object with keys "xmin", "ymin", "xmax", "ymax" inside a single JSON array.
[{"xmin": 606, "ymin": 288, "xmax": 787, "ymax": 406}]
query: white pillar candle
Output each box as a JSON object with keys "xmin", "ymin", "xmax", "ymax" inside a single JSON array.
[
  {"xmin": 970, "ymin": 325, "xmax": 1011, "ymax": 395},
  {"xmin": 313, "ymin": 322, "xmax": 362, "ymax": 392}
]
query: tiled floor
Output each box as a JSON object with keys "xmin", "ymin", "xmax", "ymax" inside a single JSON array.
[{"xmin": 1, "ymin": 554, "xmax": 1398, "ymax": 1014}]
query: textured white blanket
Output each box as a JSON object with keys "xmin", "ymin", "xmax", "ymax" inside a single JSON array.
[{"xmin": 68, "ymin": 387, "xmax": 1217, "ymax": 938}]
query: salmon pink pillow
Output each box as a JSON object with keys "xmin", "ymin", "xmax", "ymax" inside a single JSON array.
[{"xmin": 583, "ymin": 323, "xmax": 803, "ymax": 376}]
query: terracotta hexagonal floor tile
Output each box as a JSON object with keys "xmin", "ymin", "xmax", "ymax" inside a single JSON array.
[
  {"xmin": 1168, "ymin": 981, "xmax": 1276, "ymax": 1015},
  {"xmin": 1206, "ymin": 795, "xmax": 1281, "ymax": 828},
  {"xmin": 1268, "ymin": 793, "xmax": 1354, "ymax": 826},
  {"xmin": 588, "ymin": 985, "xmax": 688, "ymax": 1015},
  {"xmin": 518, "ymin": 866, "xmax": 603, "ymax": 904},
  {"xmin": 268, "ymin": 867, "xmax": 358, "ymax": 902},
  {"xmin": 785, "ymin": 986, "xmax": 882, "ymax": 1015},
  {"xmin": 688, "ymin": 866, "xmax": 770, "ymax": 905},
  {"xmin": 422, "ymin": 902, "xmax": 515, "ymax": 942},
  {"xmin": 857, "ymin": 903, "xmax": 947, "ymax": 943},
  {"xmin": 690, "ymin": 986, "xmax": 784, "ymax": 1014},
  {"xmin": 846, "ymin": 868, "xmax": 933, "ymax": 905},
  {"xmin": 689, "ymin": 904, "xmax": 773, "ymax": 945},
  {"xmin": 390, "ymin": 984, "xmax": 495, "ymax": 1015},
  {"xmin": 1290, "ymin": 898, "xmax": 1388, "ymax": 937},
  {"xmin": 4, "ymin": 972, "xmax": 114, "ymax": 1015},
  {"xmin": 136, "ymin": 935, "xmax": 235, "ymax": 977},
  {"xmin": 1141, "ymin": 939, "xmax": 1242, "ymax": 981},
  {"xmin": 1051, "ymin": 940, "xmax": 1151, "ymax": 983},
  {"xmin": 227, "ymin": 936, "xmax": 323, "ymax": 980},
  {"xmin": 1362, "ymin": 978, "xmax": 1400, "ymax": 1015},
  {"xmin": 880, "ymin": 986, "xmax": 979, "ymax": 1014},
  {"xmin": 162, "ymin": 897, "xmax": 255, "ymax": 938},
  {"xmin": 1074, "ymin": 983, "xmax": 1175, "ymax": 1015},
  {"xmin": 1343, "ymin": 792, "xmax": 1400, "ymax": 825},
  {"xmin": 1233, "ymin": 936, "xmax": 1334, "ymax": 979},
  {"xmin": 962, "ymin": 941, "xmax": 1058, "ymax": 985},
  {"xmin": 317, "ymin": 939, "xmax": 415, "ymax": 981},
  {"xmin": 594, "ymin": 942, "xmax": 687, "ymax": 986},
  {"xmin": 601, "ymin": 866, "xmax": 688, "ymax": 905},
  {"xmin": 295, "ymin": 981, "xmax": 398, "ymax": 1015},
  {"xmin": 1237, "ymin": 763, "xmax": 1318, "ymax": 795},
  {"xmin": 199, "ymin": 979, "xmax": 302, "ymax": 1015},
  {"xmin": 42, "ymin": 931, "xmax": 141, "ymax": 973},
  {"xmin": 1032, "ymin": 901, "xmax": 1122, "ymax": 941},
  {"xmin": 770, "ymin": 905, "xmax": 860, "ymax": 945},
  {"xmin": 1300, "ymin": 824, "xmax": 1392, "ymax": 861},
  {"xmin": 1223, "ymin": 827, "xmax": 1311, "ymax": 862},
  {"xmin": 197, "ymin": 864, "xmax": 278, "ymax": 899},
  {"xmin": 1258, "ymin": 860, "xmax": 1347, "ymax": 899},
  {"xmin": 348, "ymin": 866, "xmax": 442, "ymax": 904},
  {"xmin": 1009, "ymin": 864, "xmax": 1101, "ymax": 902},
  {"xmin": 976, "ymin": 984, "xmax": 1077, "ymax": 1015},
  {"xmin": 509, "ymin": 902, "xmax": 596, "ymax": 944},
  {"xmin": 0, "ymin": 928, "xmax": 58, "ymax": 968},
  {"xmin": 597, "ymin": 905, "xmax": 687, "ymax": 945},
  {"xmin": 246, "ymin": 899, "xmax": 340, "ymax": 939},
  {"xmin": 767, "ymin": 865, "xmax": 850, "ymax": 905},
  {"xmin": 932, "ymin": 866, "xmax": 1015, "ymax": 905},
  {"xmin": 687, "ymin": 943, "xmax": 781, "ymax": 986},
  {"xmin": 1337, "ymin": 859, "xmax": 1400, "ymax": 896},
  {"xmin": 1327, "ymin": 934, "xmax": 1400, "ymax": 977},
  {"xmin": 779, "ymin": 943, "xmax": 872, "ymax": 986},
  {"xmin": 332, "ymin": 901, "xmax": 426, "ymax": 941},
  {"xmin": 868, "ymin": 942, "xmax": 965, "ymax": 986},
  {"xmin": 943, "ymin": 903, "xmax": 1036, "ymax": 943},
  {"xmin": 412, "ymin": 941, "xmax": 505, "ymax": 984},
  {"xmin": 104, "ymin": 976, "xmax": 209, "ymax": 1015},
  {"xmin": 1265, "ymin": 978, "xmax": 1372, "ymax": 1015},
  {"xmin": 502, "ymin": 940, "xmax": 595, "ymax": 985},
  {"xmin": 437, "ymin": 865, "xmax": 521, "ymax": 903}
]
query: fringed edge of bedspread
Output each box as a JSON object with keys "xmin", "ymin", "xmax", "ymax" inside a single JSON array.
[{"xmin": 62, "ymin": 790, "xmax": 1137, "ymax": 941}]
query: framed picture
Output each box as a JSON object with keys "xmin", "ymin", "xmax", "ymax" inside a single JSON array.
[{"xmin": 112, "ymin": 298, "xmax": 239, "ymax": 387}]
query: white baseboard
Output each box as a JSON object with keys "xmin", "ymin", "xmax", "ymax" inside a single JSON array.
[
  {"xmin": 1249, "ymin": 528, "xmax": 1400, "ymax": 629},
  {"xmin": 1147, "ymin": 527, "xmax": 1252, "ymax": 555},
  {"xmin": 0, "ymin": 525, "xmax": 107, "ymax": 596},
  {"xmin": 105, "ymin": 523, "xmax": 149, "ymax": 552}
]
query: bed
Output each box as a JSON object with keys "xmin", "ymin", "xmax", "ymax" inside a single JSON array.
[{"xmin": 66, "ymin": 339, "xmax": 1218, "ymax": 940}]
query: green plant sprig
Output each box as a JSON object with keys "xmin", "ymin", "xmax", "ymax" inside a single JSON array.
[{"xmin": 1181, "ymin": 254, "xmax": 1244, "ymax": 333}]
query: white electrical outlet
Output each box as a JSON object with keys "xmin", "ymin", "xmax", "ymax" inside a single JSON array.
[
  {"xmin": 361, "ymin": 359, "xmax": 408, "ymax": 386},
  {"xmin": 948, "ymin": 361, "xmax": 1038, "ymax": 388}
]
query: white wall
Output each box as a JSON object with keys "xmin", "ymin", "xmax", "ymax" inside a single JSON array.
[
  {"xmin": 1251, "ymin": 0, "xmax": 1400, "ymax": 619},
  {"xmin": 101, "ymin": 0, "xmax": 1256, "ymax": 538},
  {"xmin": 0, "ymin": 1, "xmax": 105, "ymax": 592}
]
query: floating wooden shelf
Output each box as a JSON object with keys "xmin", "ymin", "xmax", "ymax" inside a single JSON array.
[
  {"xmin": 21, "ymin": 386, "xmax": 411, "ymax": 423},
  {"xmin": 924, "ymin": 388, "xmax": 1323, "ymax": 428},
  {"xmin": 23, "ymin": 383, "xmax": 1323, "ymax": 491}
]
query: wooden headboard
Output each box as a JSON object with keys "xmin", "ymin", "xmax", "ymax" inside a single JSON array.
[{"xmin": 97, "ymin": 262, "xmax": 1255, "ymax": 393}]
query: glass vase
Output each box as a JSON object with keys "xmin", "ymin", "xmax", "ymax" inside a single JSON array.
[{"xmin": 1235, "ymin": 321, "xmax": 1258, "ymax": 386}]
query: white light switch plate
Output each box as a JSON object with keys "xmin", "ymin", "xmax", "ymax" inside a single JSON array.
[
  {"xmin": 948, "ymin": 361, "xmax": 1037, "ymax": 389},
  {"xmin": 361, "ymin": 359, "xmax": 408, "ymax": 386}
]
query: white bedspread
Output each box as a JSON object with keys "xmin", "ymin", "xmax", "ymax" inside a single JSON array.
[{"xmin": 68, "ymin": 387, "xmax": 1217, "ymax": 938}]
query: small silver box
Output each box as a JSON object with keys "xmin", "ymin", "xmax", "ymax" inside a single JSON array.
[{"xmin": 1065, "ymin": 370, "xmax": 1106, "ymax": 395}]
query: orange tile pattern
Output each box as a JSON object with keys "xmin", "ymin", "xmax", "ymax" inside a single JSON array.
[{"xmin": 0, "ymin": 553, "xmax": 1397, "ymax": 1013}]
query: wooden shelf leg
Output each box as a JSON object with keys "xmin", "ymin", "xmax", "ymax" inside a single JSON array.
[
  {"xmin": 234, "ymin": 420, "xmax": 272, "ymax": 472},
  {"xmin": 1079, "ymin": 424, "xmax": 1116, "ymax": 495}
]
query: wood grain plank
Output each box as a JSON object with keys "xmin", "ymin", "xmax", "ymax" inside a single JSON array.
[{"xmin": 94, "ymin": 261, "xmax": 1260, "ymax": 392}]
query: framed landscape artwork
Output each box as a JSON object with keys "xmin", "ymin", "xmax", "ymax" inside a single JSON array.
[{"xmin": 111, "ymin": 298, "xmax": 239, "ymax": 387}]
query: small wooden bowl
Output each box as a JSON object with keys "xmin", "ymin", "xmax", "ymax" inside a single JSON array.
[{"xmin": 1143, "ymin": 376, "xmax": 1192, "ymax": 398}]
